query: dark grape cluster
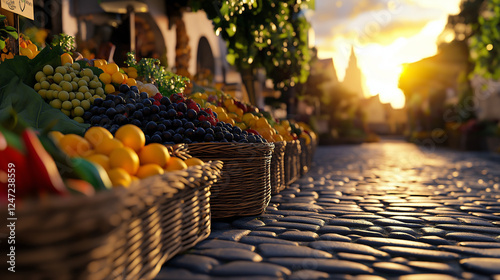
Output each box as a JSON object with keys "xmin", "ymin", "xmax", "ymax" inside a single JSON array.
[{"xmin": 83, "ymin": 86, "xmax": 267, "ymax": 145}]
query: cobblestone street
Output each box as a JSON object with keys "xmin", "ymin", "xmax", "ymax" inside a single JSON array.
[{"xmin": 156, "ymin": 139, "xmax": 500, "ymax": 280}]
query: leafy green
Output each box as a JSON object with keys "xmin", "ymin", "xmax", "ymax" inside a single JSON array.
[
  {"xmin": 0, "ymin": 76, "xmax": 88, "ymax": 135},
  {"xmin": 0, "ymin": 44, "xmax": 63, "ymax": 87}
]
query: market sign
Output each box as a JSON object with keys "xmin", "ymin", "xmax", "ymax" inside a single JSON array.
[{"xmin": 1, "ymin": 0, "xmax": 34, "ymax": 20}]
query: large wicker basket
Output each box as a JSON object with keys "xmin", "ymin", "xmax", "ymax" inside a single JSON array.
[
  {"xmin": 284, "ymin": 140, "xmax": 301, "ymax": 185},
  {"xmin": 270, "ymin": 141, "xmax": 286, "ymax": 194},
  {"xmin": 187, "ymin": 142, "xmax": 274, "ymax": 219},
  {"xmin": 0, "ymin": 161, "xmax": 223, "ymax": 280}
]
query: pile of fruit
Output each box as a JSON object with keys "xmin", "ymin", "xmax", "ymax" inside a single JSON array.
[
  {"xmin": 33, "ymin": 62, "xmax": 105, "ymax": 123},
  {"xmin": 190, "ymin": 90, "xmax": 316, "ymax": 144},
  {"xmin": 51, "ymin": 125, "xmax": 203, "ymax": 188},
  {"xmin": 83, "ymin": 84, "xmax": 267, "ymax": 145}
]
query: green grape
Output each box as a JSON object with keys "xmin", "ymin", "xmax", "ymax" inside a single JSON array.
[
  {"xmin": 43, "ymin": 65, "xmax": 54, "ymax": 75},
  {"xmin": 72, "ymin": 63, "xmax": 81, "ymax": 71},
  {"xmin": 62, "ymin": 100, "xmax": 73, "ymax": 110},
  {"xmin": 70, "ymin": 72, "xmax": 77, "ymax": 79},
  {"xmin": 73, "ymin": 106, "xmax": 84, "ymax": 117},
  {"xmin": 45, "ymin": 90, "xmax": 54, "ymax": 100},
  {"xmin": 53, "ymin": 73, "xmax": 64, "ymax": 84},
  {"xmin": 71, "ymin": 81, "xmax": 78, "ymax": 91},
  {"xmin": 75, "ymin": 92, "xmax": 84, "ymax": 100},
  {"xmin": 96, "ymin": 87, "xmax": 104, "ymax": 95},
  {"xmin": 55, "ymin": 66, "xmax": 67, "ymax": 75},
  {"xmin": 63, "ymin": 74, "xmax": 72, "ymax": 82},
  {"xmin": 79, "ymin": 86, "xmax": 89, "ymax": 93},
  {"xmin": 61, "ymin": 81, "xmax": 73, "ymax": 92},
  {"xmin": 77, "ymin": 80, "xmax": 87, "ymax": 87},
  {"xmin": 81, "ymin": 99, "xmax": 91, "ymax": 110},
  {"xmin": 71, "ymin": 99, "xmax": 81, "ymax": 108},
  {"xmin": 40, "ymin": 81, "xmax": 50, "ymax": 89},
  {"xmin": 35, "ymin": 71, "xmax": 46, "ymax": 82},
  {"xmin": 38, "ymin": 89, "xmax": 47, "ymax": 99},
  {"xmin": 69, "ymin": 92, "xmax": 76, "ymax": 100},
  {"xmin": 34, "ymin": 83, "xmax": 42, "ymax": 92},
  {"xmin": 61, "ymin": 109, "xmax": 71, "ymax": 117},
  {"xmin": 84, "ymin": 92, "xmax": 92, "ymax": 99},
  {"xmin": 50, "ymin": 99, "xmax": 62, "ymax": 109},
  {"xmin": 81, "ymin": 76, "xmax": 90, "ymax": 83},
  {"xmin": 89, "ymin": 80, "xmax": 99, "ymax": 89},
  {"xmin": 58, "ymin": 91, "xmax": 70, "ymax": 101},
  {"xmin": 73, "ymin": 116, "xmax": 84, "ymax": 123}
]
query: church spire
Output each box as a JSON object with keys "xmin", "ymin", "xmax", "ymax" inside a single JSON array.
[{"xmin": 342, "ymin": 46, "xmax": 366, "ymax": 99}]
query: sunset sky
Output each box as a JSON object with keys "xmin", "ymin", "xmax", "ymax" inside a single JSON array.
[{"xmin": 308, "ymin": 0, "xmax": 462, "ymax": 109}]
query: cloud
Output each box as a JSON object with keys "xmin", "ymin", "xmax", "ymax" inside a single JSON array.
[{"xmin": 310, "ymin": 0, "xmax": 455, "ymax": 47}]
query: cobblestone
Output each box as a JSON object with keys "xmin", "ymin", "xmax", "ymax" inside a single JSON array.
[{"xmin": 157, "ymin": 141, "xmax": 500, "ymax": 279}]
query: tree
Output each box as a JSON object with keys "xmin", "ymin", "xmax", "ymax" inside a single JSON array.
[
  {"xmin": 190, "ymin": 0, "xmax": 313, "ymax": 106},
  {"xmin": 469, "ymin": 0, "xmax": 500, "ymax": 79}
]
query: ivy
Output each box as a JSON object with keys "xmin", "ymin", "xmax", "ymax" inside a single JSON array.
[
  {"xmin": 470, "ymin": 0, "xmax": 500, "ymax": 79},
  {"xmin": 0, "ymin": 15, "xmax": 18, "ymax": 51}
]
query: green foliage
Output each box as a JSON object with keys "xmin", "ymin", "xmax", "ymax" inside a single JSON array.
[
  {"xmin": 191, "ymin": 0, "xmax": 313, "ymax": 91},
  {"xmin": 0, "ymin": 56, "xmax": 88, "ymax": 135},
  {"xmin": 0, "ymin": 15, "xmax": 18, "ymax": 51},
  {"xmin": 125, "ymin": 52, "xmax": 190, "ymax": 96},
  {"xmin": 51, "ymin": 33, "xmax": 75, "ymax": 55},
  {"xmin": 469, "ymin": 0, "xmax": 500, "ymax": 79}
]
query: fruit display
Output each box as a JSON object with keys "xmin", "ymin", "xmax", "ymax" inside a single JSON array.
[
  {"xmin": 83, "ymin": 84, "xmax": 267, "ymax": 145},
  {"xmin": 93, "ymin": 60, "xmax": 138, "ymax": 94},
  {"xmin": 190, "ymin": 90, "xmax": 296, "ymax": 142},
  {"xmin": 0, "ymin": 117, "xmax": 111, "ymax": 199},
  {"xmin": 33, "ymin": 62, "xmax": 105, "ymax": 123},
  {"xmin": 52, "ymin": 125, "xmax": 204, "ymax": 188}
]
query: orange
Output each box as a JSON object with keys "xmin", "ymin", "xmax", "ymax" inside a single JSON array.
[
  {"xmin": 105, "ymin": 63, "xmax": 119, "ymax": 75},
  {"xmin": 184, "ymin": 157, "xmax": 204, "ymax": 167},
  {"xmin": 84, "ymin": 127, "xmax": 113, "ymax": 148},
  {"xmin": 61, "ymin": 53, "xmax": 73, "ymax": 65},
  {"xmin": 85, "ymin": 154, "xmax": 110, "ymax": 171},
  {"xmin": 165, "ymin": 157, "xmax": 188, "ymax": 171},
  {"xmin": 108, "ymin": 168, "xmax": 132, "ymax": 187},
  {"xmin": 139, "ymin": 143, "xmax": 170, "ymax": 168},
  {"xmin": 109, "ymin": 147, "xmax": 140, "ymax": 175},
  {"xmin": 111, "ymin": 72, "xmax": 125, "ymax": 84},
  {"xmin": 115, "ymin": 124, "xmax": 146, "ymax": 152},
  {"xmin": 99, "ymin": 72, "xmax": 111, "ymax": 84},
  {"xmin": 95, "ymin": 138, "xmax": 124, "ymax": 156},
  {"xmin": 58, "ymin": 134, "xmax": 92, "ymax": 157},
  {"xmin": 136, "ymin": 164, "xmax": 164, "ymax": 179},
  {"xmin": 48, "ymin": 131, "xmax": 64, "ymax": 142}
]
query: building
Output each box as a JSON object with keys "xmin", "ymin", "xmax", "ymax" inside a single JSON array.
[
  {"xmin": 341, "ymin": 46, "xmax": 368, "ymax": 99},
  {"xmin": 10, "ymin": 0, "xmax": 245, "ymax": 99}
]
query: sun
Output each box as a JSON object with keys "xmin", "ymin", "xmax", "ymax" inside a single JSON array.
[{"xmin": 356, "ymin": 20, "xmax": 448, "ymax": 109}]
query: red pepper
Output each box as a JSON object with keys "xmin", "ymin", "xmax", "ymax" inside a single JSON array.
[
  {"xmin": 22, "ymin": 129, "xmax": 68, "ymax": 196},
  {"xmin": 0, "ymin": 132, "xmax": 34, "ymax": 198}
]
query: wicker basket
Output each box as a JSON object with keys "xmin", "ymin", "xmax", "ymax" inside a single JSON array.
[
  {"xmin": 187, "ymin": 142, "xmax": 274, "ymax": 219},
  {"xmin": 284, "ymin": 140, "xmax": 301, "ymax": 185},
  {"xmin": 270, "ymin": 141, "xmax": 286, "ymax": 194},
  {"xmin": 0, "ymin": 161, "xmax": 223, "ymax": 280},
  {"xmin": 299, "ymin": 138, "xmax": 311, "ymax": 177}
]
